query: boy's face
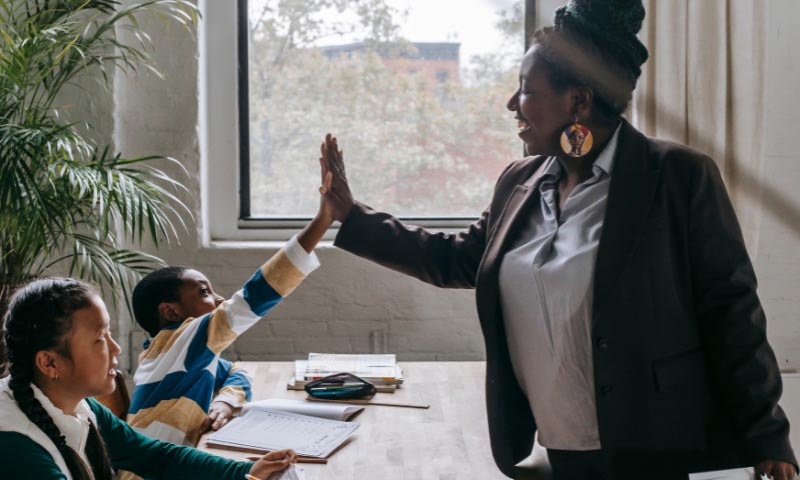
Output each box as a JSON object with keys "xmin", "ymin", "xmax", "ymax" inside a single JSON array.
[{"xmin": 167, "ymin": 269, "xmax": 224, "ymax": 322}]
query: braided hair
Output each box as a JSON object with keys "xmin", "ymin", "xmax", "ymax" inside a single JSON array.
[
  {"xmin": 2, "ymin": 278, "xmax": 113, "ymax": 480},
  {"xmin": 531, "ymin": 0, "xmax": 650, "ymax": 117}
]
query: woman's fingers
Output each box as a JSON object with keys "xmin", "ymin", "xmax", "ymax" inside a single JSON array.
[
  {"xmin": 319, "ymin": 133, "xmax": 355, "ymax": 222},
  {"xmin": 325, "ymin": 134, "xmax": 335, "ymax": 167},
  {"xmin": 337, "ymin": 148, "xmax": 346, "ymax": 178},
  {"xmin": 325, "ymin": 136, "xmax": 346, "ymax": 181},
  {"xmin": 322, "ymin": 134, "xmax": 345, "ymax": 182}
]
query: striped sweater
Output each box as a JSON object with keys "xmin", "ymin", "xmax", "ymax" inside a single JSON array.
[{"xmin": 126, "ymin": 235, "xmax": 319, "ymax": 447}]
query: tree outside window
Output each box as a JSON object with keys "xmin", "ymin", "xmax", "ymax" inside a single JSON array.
[{"xmin": 244, "ymin": 0, "xmax": 524, "ymax": 218}]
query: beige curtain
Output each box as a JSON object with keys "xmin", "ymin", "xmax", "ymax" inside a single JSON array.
[{"xmin": 632, "ymin": 0, "xmax": 766, "ymax": 252}]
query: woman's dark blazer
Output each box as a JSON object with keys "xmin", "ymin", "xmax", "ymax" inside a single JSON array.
[{"xmin": 334, "ymin": 119, "xmax": 796, "ymax": 477}]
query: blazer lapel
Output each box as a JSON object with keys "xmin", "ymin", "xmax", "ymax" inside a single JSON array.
[
  {"xmin": 484, "ymin": 157, "xmax": 550, "ymax": 275},
  {"xmin": 593, "ymin": 119, "xmax": 661, "ymax": 315},
  {"xmin": 477, "ymin": 157, "xmax": 549, "ymax": 334}
]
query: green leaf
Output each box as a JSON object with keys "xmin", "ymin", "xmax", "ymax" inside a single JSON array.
[{"xmin": 0, "ymin": 0, "xmax": 197, "ymax": 316}]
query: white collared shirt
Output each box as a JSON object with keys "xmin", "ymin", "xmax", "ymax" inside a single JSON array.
[
  {"xmin": 32, "ymin": 383, "xmax": 96, "ymax": 474},
  {"xmin": 498, "ymin": 123, "xmax": 621, "ymax": 450},
  {"xmin": 0, "ymin": 376, "xmax": 99, "ymax": 479}
]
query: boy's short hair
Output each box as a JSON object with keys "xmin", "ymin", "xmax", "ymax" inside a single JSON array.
[{"xmin": 132, "ymin": 266, "xmax": 191, "ymax": 337}]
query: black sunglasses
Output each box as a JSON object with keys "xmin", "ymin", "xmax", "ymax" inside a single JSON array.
[{"xmin": 304, "ymin": 372, "xmax": 377, "ymax": 400}]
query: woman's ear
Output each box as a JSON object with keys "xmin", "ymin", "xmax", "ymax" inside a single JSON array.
[
  {"xmin": 34, "ymin": 350, "xmax": 62, "ymax": 382},
  {"xmin": 572, "ymin": 86, "xmax": 594, "ymax": 118}
]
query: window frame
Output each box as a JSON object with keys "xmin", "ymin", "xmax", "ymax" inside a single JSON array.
[{"xmin": 200, "ymin": 0, "xmax": 536, "ymax": 241}]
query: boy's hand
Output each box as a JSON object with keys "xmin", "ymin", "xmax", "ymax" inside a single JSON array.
[
  {"xmin": 202, "ymin": 401, "xmax": 234, "ymax": 431},
  {"xmin": 248, "ymin": 449, "xmax": 297, "ymax": 479}
]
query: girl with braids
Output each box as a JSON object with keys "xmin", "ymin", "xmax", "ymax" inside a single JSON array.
[{"xmin": 0, "ymin": 277, "xmax": 297, "ymax": 479}]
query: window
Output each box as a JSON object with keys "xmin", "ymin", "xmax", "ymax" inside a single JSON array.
[{"xmin": 201, "ymin": 0, "xmax": 535, "ymax": 239}]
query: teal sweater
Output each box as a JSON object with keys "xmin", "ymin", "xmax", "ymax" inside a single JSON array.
[{"xmin": 0, "ymin": 398, "xmax": 254, "ymax": 480}]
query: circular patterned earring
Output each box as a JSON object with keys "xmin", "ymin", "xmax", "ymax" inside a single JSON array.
[{"xmin": 560, "ymin": 116, "xmax": 594, "ymax": 157}]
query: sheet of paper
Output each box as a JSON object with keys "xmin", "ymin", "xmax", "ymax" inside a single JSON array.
[
  {"xmin": 208, "ymin": 408, "xmax": 358, "ymax": 458},
  {"xmin": 295, "ymin": 359, "xmax": 404, "ymax": 385},
  {"xmin": 242, "ymin": 398, "xmax": 363, "ymax": 421},
  {"xmin": 689, "ymin": 467, "xmax": 755, "ymax": 480},
  {"xmin": 268, "ymin": 465, "xmax": 304, "ymax": 480},
  {"xmin": 307, "ymin": 353, "xmax": 397, "ymax": 378}
]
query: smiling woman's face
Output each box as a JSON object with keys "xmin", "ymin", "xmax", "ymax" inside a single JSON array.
[{"xmin": 506, "ymin": 44, "xmax": 574, "ymax": 157}]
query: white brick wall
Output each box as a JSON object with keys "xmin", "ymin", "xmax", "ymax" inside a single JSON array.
[{"xmin": 104, "ymin": 0, "xmax": 799, "ymax": 373}]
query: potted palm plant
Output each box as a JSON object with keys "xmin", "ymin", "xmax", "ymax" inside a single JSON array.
[{"xmin": 0, "ymin": 0, "xmax": 199, "ymax": 375}]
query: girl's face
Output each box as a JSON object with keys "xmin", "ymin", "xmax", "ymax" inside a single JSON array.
[{"xmin": 56, "ymin": 295, "xmax": 122, "ymax": 400}]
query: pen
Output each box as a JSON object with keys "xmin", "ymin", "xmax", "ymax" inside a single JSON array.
[
  {"xmin": 244, "ymin": 475, "xmax": 259, "ymax": 480},
  {"xmin": 246, "ymin": 455, "xmax": 327, "ymax": 464}
]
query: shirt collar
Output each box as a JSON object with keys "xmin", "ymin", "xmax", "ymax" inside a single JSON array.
[
  {"xmin": 31, "ymin": 382, "xmax": 92, "ymax": 460},
  {"xmin": 144, "ymin": 321, "xmax": 183, "ymax": 350},
  {"xmin": 540, "ymin": 154, "xmax": 563, "ymax": 182},
  {"xmin": 592, "ymin": 120, "xmax": 622, "ymax": 177}
]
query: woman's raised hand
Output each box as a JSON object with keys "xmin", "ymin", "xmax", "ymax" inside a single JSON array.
[
  {"xmin": 318, "ymin": 133, "xmax": 354, "ymax": 223},
  {"xmin": 248, "ymin": 449, "xmax": 297, "ymax": 479}
]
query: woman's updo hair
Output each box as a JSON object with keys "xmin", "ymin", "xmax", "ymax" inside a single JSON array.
[
  {"xmin": 532, "ymin": 0, "xmax": 649, "ymax": 117},
  {"xmin": 2, "ymin": 278, "xmax": 113, "ymax": 480}
]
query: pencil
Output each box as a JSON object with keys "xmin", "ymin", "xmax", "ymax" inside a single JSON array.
[{"xmin": 246, "ymin": 455, "xmax": 328, "ymax": 464}]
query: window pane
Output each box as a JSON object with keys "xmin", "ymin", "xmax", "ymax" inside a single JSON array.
[{"xmin": 247, "ymin": 0, "xmax": 523, "ymax": 217}]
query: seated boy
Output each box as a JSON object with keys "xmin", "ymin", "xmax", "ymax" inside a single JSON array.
[{"xmin": 125, "ymin": 209, "xmax": 331, "ymax": 449}]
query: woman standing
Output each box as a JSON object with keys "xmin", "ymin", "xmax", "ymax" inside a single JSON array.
[{"xmin": 317, "ymin": 0, "xmax": 797, "ymax": 478}]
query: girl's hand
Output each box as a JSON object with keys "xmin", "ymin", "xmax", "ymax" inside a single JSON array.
[
  {"xmin": 248, "ymin": 449, "xmax": 297, "ymax": 479},
  {"xmin": 318, "ymin": 133, "xmax": 354, "ymax": 223}
]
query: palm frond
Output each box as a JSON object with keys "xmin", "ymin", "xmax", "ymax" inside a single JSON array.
[
  {"xmin": 50, "ymin": 232, "xmax": 166, "ymax": 313},
  {"xmin": 0, "ymin": 0, "xmax": 199, "ymax": 314}
]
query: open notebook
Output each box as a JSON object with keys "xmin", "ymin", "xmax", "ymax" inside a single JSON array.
[
  {"xmin": 241, "ymin": 398, "xmax": 364, "ymax": 421},
  {"xmin": 208, "ymin": 399, "xmax": 361, "ymax": 458},
  {"xmin": 268, "ymin": 465, "xmax": 305, "ymax": 480}
]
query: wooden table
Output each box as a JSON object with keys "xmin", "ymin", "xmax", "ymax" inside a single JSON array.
[{"xmin": 198, "ymin": 362, "xmax": 551, "ymax": 480}]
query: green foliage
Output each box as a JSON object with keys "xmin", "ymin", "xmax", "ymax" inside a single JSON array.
[
  {"xmin": 246, "ymin": 0, "xmax": 524, "ymax": 217},
  {"xmin": 0, "ymin": 0, "xmax": 198, "ymax": 309}
]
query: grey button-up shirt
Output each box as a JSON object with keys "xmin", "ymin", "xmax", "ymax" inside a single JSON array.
[{"xmin": 498, "ymin": 124, "xmax": 620, "ymax": 450}]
